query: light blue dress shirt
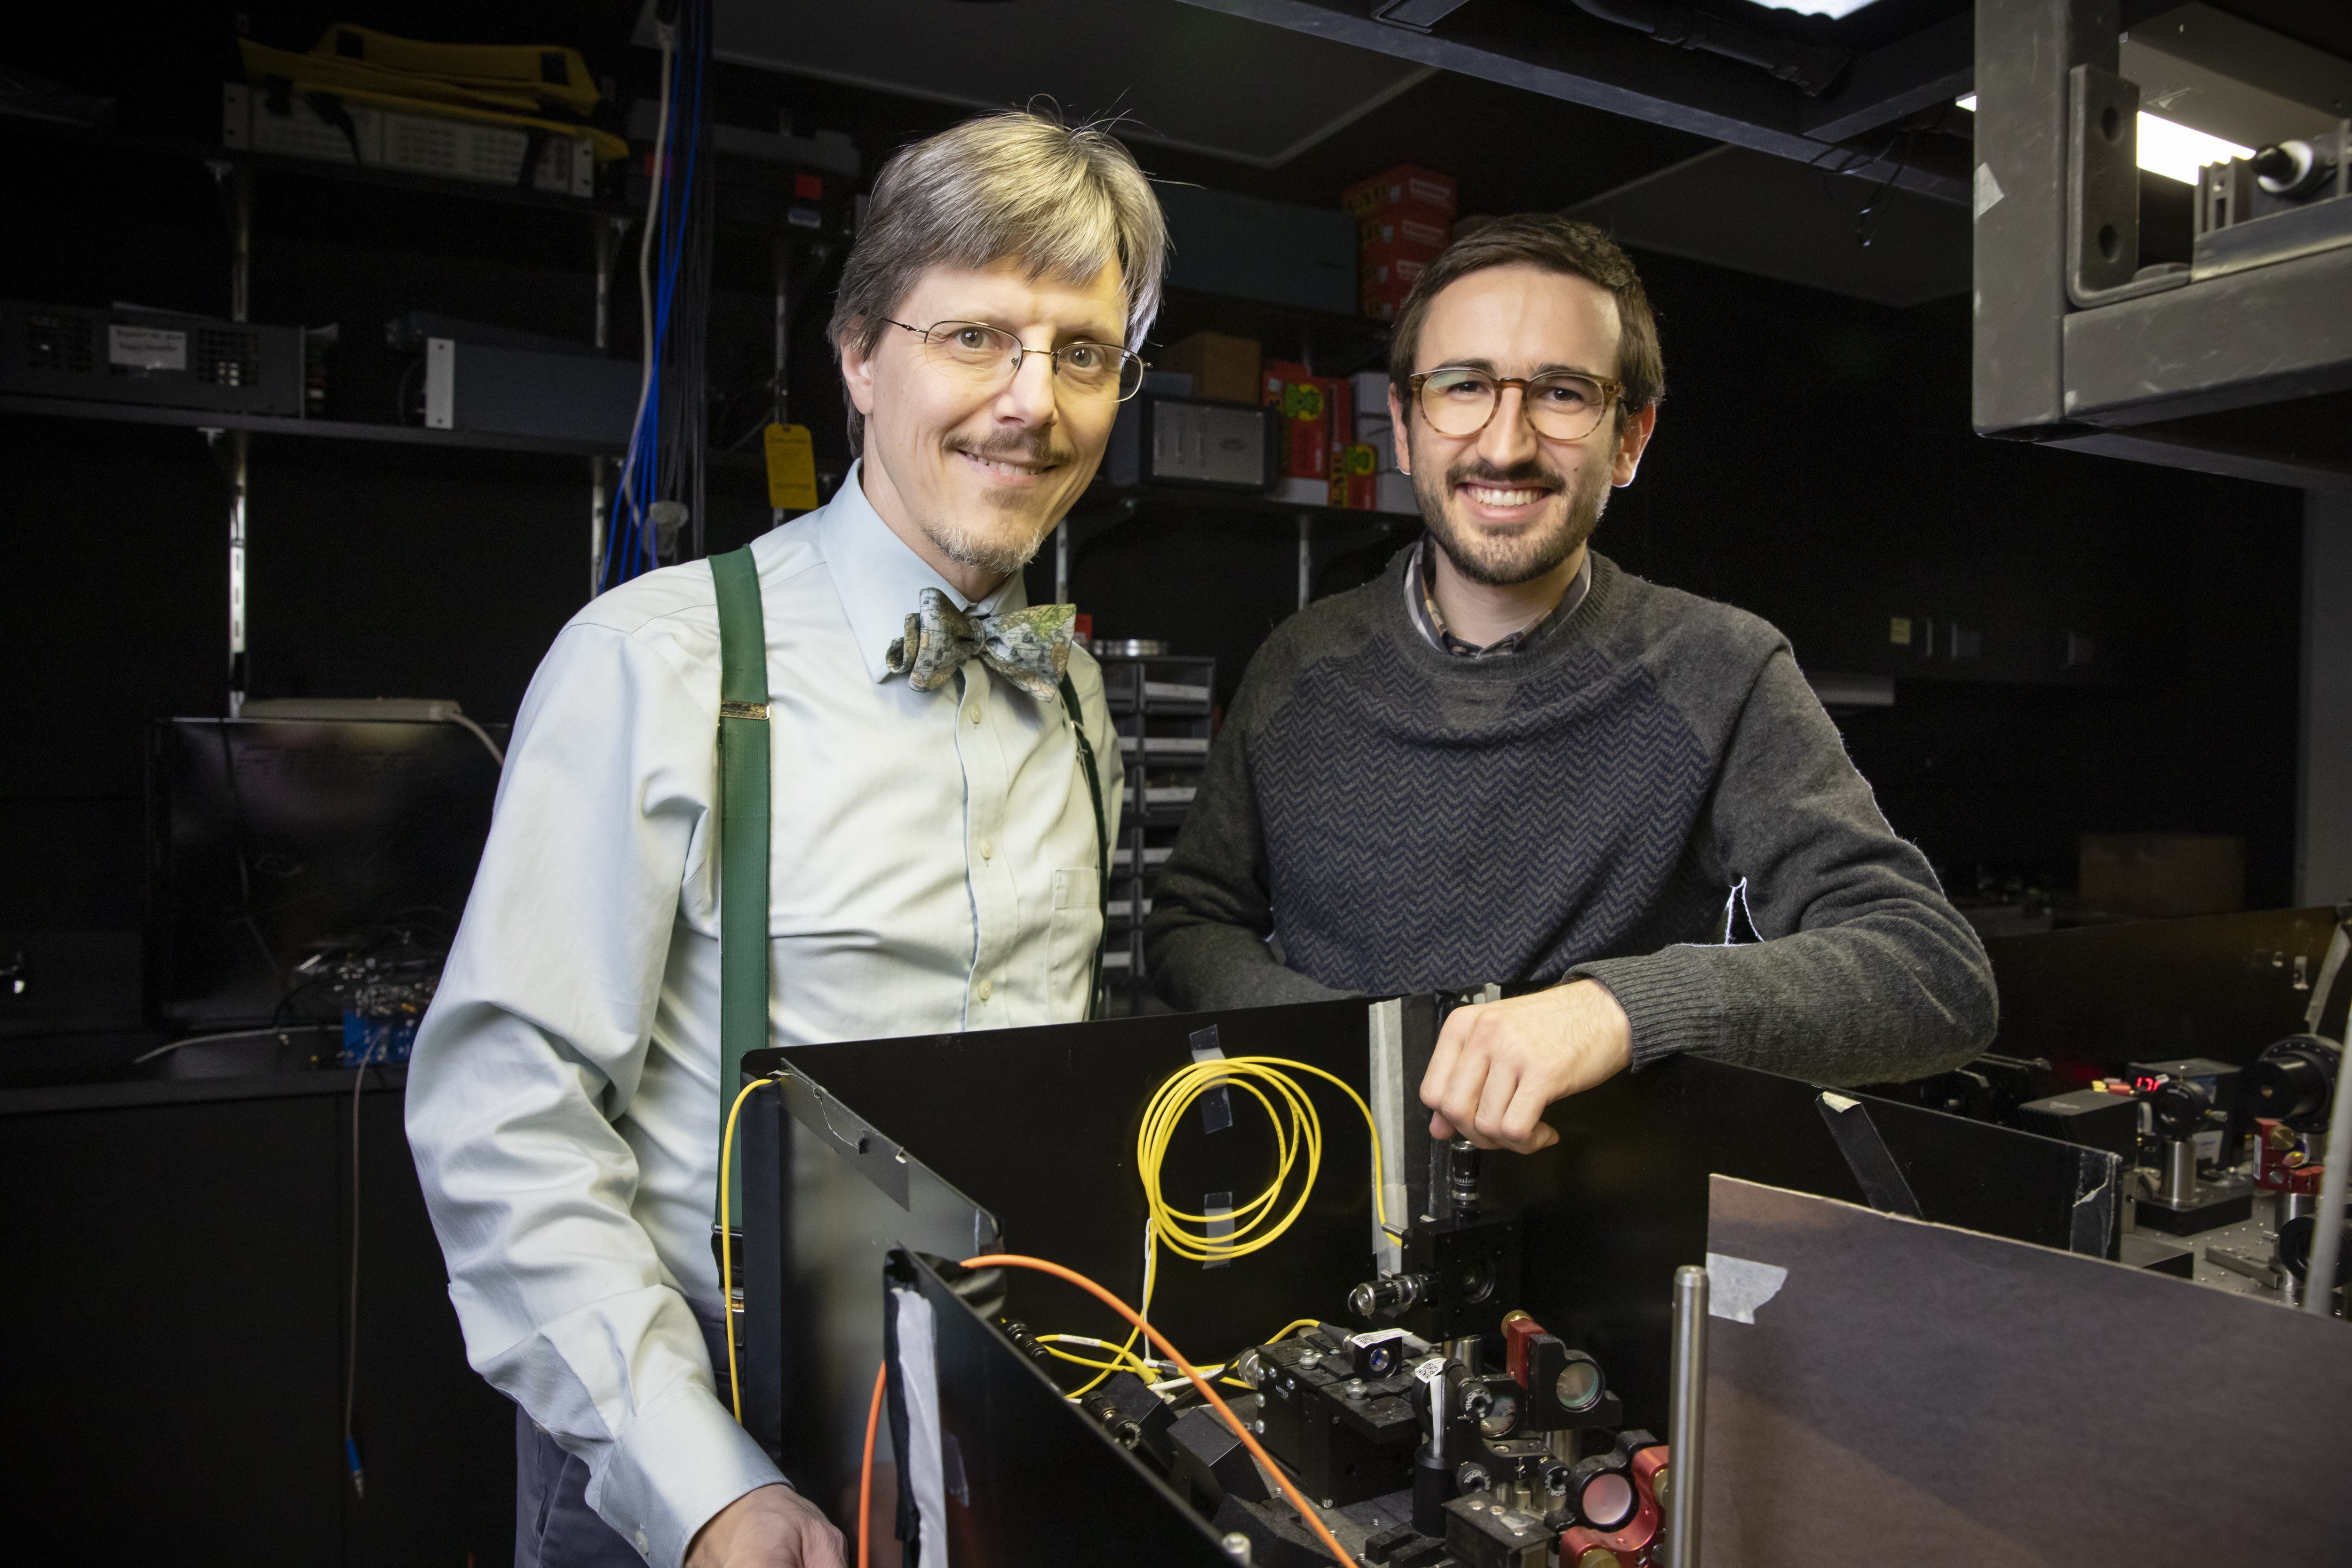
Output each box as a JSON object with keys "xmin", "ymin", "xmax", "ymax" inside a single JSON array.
[{"xmin": 405, "ymin": 466, "xmax": 1120, "ymax": 1565}]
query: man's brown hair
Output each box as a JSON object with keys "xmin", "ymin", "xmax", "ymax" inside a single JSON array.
[{"xmin": 1388, "ymin": 215, "xmax": 1664, "ymax": 427}]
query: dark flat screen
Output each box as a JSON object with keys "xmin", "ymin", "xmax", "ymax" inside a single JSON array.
[{"xmin": 148, "ymin": 718, "xmax": 504, "ymax": 1029}]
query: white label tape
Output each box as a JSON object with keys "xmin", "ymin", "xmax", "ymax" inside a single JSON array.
[{"xmin": 1704, "ymin": 1251, "xmax": 1789, "ymax": 1325}]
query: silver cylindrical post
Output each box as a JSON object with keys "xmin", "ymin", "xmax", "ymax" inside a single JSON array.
[
  {"xmin": 2301, "ymin": 1018, "xmax": 2352, "ymax": 1315},
  {"xmin": 1667, "ymin": 1264, "xmax": 1708, "ymax": 1568},
  {"xmin": 2160, "ymin": 1138, "xmax": 2199, "ymax": 1206}
]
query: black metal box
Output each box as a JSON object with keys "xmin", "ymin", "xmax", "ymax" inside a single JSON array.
[
  {"xmin": 0, "ymin": 299, "xmax": 306, "ymax": 416},
  {"xmin": 2016, "ymin": 1088, "xmax": 2141, "ymax": 1163}
]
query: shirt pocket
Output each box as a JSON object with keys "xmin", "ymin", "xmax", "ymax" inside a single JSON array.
[{"xmin": 1047, "ymin": 867, "xmax": 1104, "ymax": 1016}]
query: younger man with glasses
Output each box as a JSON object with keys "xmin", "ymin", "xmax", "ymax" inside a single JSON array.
[
  {"xmin": 406, "ymin": 111, "xmax": 1163, "ymax": 1568},
  {"xmin": 1146, "ymin": 215, "xmax": 1995, "ymax": 1154}
]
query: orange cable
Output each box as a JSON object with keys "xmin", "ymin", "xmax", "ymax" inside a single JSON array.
[
  {"xmin": 858, "ymin": 1361, "xmax": 886, "ymax": 1568},
  {"xmin": 958, "ymin": 1252, "xmax": 1360, "ymax": 1568}
]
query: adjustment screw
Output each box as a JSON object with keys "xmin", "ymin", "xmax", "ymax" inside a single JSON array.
[{"xmin": 1221, "ymin": 1531, "xmax": 1254, "ymax": 1563}]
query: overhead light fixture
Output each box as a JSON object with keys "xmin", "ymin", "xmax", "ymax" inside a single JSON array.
[
  {"xmin": 1952, "ymin": 95, "xmax": 2253, "ymax": 183},
  {"xmin": 2135, "ymin": 111, "xmax": 2253, "ymax": 183},
  {"xmin": 1748, "ymin": 0, "xmax": 1882, "ymax": 16}
]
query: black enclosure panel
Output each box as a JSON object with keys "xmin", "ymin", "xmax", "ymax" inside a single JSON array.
[
  {"xmin": 148, "ymin": 718, "xmax": 505, "ymax": 1028},
  {"xmin": 898, "ymin": 1252, "xmax": 1236, "ymax": 1568},
  {"xmin": 1984, "ymin": 907, "xmax": 2344, "ymax": 1079},
  {"xmin": 748, "ymin": 1000, "xmax": 2111, "ymax": 1452},
  {"xmin": 758, "ymin": 1000, "xmax": 1383, "ymax": 1393},
  {"xmin": 0, "ymin": 1081, "xmax": 513, "ymax": 1566},
  {"xmin": 1502, "ymin": 1055, "xmax": 2120, "ymax": 1431}
]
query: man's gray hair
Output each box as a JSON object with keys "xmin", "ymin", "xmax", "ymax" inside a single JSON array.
[{"xmin": 828, "ymin": 108, "xmax": 1169, "ymax": 451}]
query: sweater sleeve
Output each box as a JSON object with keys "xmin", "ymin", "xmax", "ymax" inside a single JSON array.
[
  {"xmin": 1570, "ymin": 644, "xmax": 1997, "ymax": 1086},
  {"xmin": 1144, "ymin": 639, "xmax": 1353, "ymax": 1011}
]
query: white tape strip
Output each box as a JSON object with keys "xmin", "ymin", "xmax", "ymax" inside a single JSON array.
[
  {"xmin": 1704, "ymin": 1251, "xmax": 1789, "ymax": 1325},
  {"xmin": 891, "ymin": 1288, "xmax": 949, "ymax": 1552}
]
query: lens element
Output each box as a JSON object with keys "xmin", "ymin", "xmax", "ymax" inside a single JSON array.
[{"xmin": 1555, "ymin": 1357, "xmax": 1603, "ymax": 1412}]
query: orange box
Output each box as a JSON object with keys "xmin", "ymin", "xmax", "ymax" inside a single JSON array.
[
  {"xmin": 1263, "ymin": 363, "xmax": 1352, "ymax": 480},
  {"xmin": 1342, "ymin": 162, "xmax": 1457, "ymax": 219},
  {"xmin": 1328, "ymin": 441, "xmax": 1379, "ymax": 509},
  {"xmin": 1360, "ymin": 278, "xmax": 1414, "ymax": 322},
  {"xmin": 1359, "ymin": 213, "xmax": 1450, "ymax": 251}
]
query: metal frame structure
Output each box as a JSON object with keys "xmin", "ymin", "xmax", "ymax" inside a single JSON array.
[
  {"xmin": 1178, "ymin": 0, "xmax": 2348, "ymax": 490},
  {"xmin": 1175, "ymin": 0, "xmax": 1981, "ymax": 205},
  {"xmin": 1973, "ymin": 0, "xmax": 2352, "ymax": 491}
]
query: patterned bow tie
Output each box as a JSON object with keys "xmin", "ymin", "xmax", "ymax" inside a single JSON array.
[{"xmin": 884, "ymin": 588, "xmax": 1077, "ymax": 703}]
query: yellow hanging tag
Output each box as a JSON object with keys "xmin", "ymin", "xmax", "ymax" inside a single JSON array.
[{"xmin": 763, "ymin": 423, "xmax": 819, "ymax": 511}]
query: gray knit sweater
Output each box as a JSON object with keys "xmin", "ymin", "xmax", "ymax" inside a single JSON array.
[{"xmin": 1144, "ymin": 549, "xmax": 1996, "ymax": 1086}]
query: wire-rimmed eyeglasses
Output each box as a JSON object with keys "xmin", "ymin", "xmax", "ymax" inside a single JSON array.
[
  {"xmin": 885, "ymin": 318, "xmax": 1148, "ymax": 403},
  {"xmin": 1406, "ymin": 366, "xmax": 1624, "ymax": 442}
]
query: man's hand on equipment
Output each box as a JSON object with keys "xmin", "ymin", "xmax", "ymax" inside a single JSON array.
[
  {"xmin": 1419, "ymin": 980, "xmax": 1633, "ymax": 1153},
  {"xmin": 685, "ymin": 1483, "xmax": 847, "ymax": 1568}
]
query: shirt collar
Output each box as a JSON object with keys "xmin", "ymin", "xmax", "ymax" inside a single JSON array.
[
  {"xmin": 815, "ymin": 460, "xmax": 1028, "ymax": 684},
  {"xmin": 1404, "ymin": 535, "xmax": 1590, "ymax": 659}
]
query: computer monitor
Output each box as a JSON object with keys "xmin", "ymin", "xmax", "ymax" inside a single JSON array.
[{"xmin": 147, "ymin": 717, "xmax": 506, "ymax": 1031}]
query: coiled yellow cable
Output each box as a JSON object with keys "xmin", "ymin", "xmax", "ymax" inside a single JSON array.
[
  {"xmin": 1138, "ymin": 1055, "xmax": 1387, "ymax": 1262},
  {"xmin": 1064, "ymin": 1057, "xmax": 1388, "ymax": 1400}
]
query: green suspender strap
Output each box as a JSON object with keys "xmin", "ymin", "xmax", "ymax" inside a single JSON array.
[
  {"xmin": 711, "ymin": 547, "xmax": 771, "ymax": 1223},
  {"xmin": 1057, "ymin": 673, "xmax": 1110, "ymax": 1022}
]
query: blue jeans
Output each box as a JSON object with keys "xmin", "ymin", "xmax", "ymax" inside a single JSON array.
[{"xmin": 514, "ymin": 1299, "xmax": 737, "ymax": 1568}]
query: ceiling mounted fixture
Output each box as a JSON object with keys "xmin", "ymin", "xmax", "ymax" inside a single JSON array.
[
  {"xmin": 1744, "ymin": 0, "xmax": 1883, "ymax": 16},
  {"xmin": 1563, "ymin": 0, "xmax": 1852, "ymax": 97},
  {"xmin": 672, "ymin": 0, "xmax": 1435, "ymax": 169}
]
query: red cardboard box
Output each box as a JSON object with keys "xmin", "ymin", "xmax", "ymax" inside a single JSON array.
[
  {"xmin": 1358, "ymin": 213, "xmax": 1450, "ymax": 251},
  {"xmin": 1343, "ymin": 162, "xmax": 1457, "ymax": 220},
  {"xmin": 1329, "ymin": 441, "xmax": 1380, "ymax": 509},
  {"xmin": 1360, "ymin": 279, "xmax": 1414, "ymax": 323},
  {"xmin": 1361, "ymin": 239, "xmax": 1442, "ymax": 280},
  {"xmin": 1263, "ymin": 362, "xmax": 1352, "ymax": 480}
]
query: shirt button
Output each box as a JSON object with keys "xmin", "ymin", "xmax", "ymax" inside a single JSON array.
[
  {"xmin": 977, "ymin": 978, "xmax": 993, "ymax": 1003},
  {"xmin": 633, "ymin": 1530, "xmax": 649, "ymax": 1556},
  {"xmin": 979, "ymin": 838, "xmax": 994, "ymax": 860},
  {"xmin": 968, "ymin": 706, "xmax": 983, "ymax": 726}
]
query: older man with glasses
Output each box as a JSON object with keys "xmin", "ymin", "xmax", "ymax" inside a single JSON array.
[
  {"xmin": 405, "ymin": 111, "xmax": 1162, "ymax": 1568},
  {"xmin": 1147, "ymin": 214, "xmax": 1997, "ymax": 1155}
]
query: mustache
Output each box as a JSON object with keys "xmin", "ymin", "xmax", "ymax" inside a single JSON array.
[
  {"xmin": 953, "ymin": 432, "xmax": 1077, "ymax": 469},
  {"xmin": 1445, "ymin": 457, "xmax": 1564, "ymax": 492}
]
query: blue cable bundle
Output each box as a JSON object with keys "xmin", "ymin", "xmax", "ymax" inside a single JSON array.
[{"xmin": 602, "ymin": 0, "xmax": 713, "ymax": 590}]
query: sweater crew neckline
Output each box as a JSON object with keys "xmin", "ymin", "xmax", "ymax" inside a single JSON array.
[{"xmin": 1372, "ymin": 541, "xmax": 1618, "ymax": 677}]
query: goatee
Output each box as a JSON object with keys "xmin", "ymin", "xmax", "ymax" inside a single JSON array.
[
  {"xmin": 928, "ymin": 431, "xmax": 1078, "ymax": 576},
  {"xmin": 1416, "ymin": 453, "xmax": 1612, "ymax": 587}
]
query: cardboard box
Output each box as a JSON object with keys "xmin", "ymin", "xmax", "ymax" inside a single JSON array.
[
  {"xmin": 1342, "ymin": 162, "xmax": 1457, "ymax": 220},
  {"xmin": 1360, "ymin": 282, "xmax": 1412, "ymax": 323},
  {"xmin": 1158, "ymin": 331, "xmax": 1261, "ymax": 405},
  {"xmin": 1376, "ymin": 470, "xmax": 1419, "ymax": 515},
  {"xmin": 1329, "ymin": 441, "xmax": 1380, "ymax": 509},
  {"xmin": 1362, "ymin": 254, "xmax": 1434, "ymax": 291},
  {"xmin": 1361, "ymin": 236, "xmax": 1443, "ymax": 274},
  {"xmin": 1262, "ymin": 361, "xmax": 1351, "ymax": 481},
  {"xmin": 2080, "ymin": 833, "xmax": 2246, "ymax": 917},
  {"xmin": 1358, "ymin": 213, "xmax": 1449, "ymax": 251}
]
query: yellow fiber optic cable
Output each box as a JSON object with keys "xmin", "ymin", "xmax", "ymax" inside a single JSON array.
[{"xmin": 717, "ymin": 1075, "xmax": 773, "ymax": 1423}]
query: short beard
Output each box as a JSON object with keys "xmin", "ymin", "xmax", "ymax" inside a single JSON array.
[
  {"xmin": 923, "ymin": 430, "xmax": 1077, "ymax": 578},
  {"xmin": 1414, "ymin": 448, "xmax": 1612, "ymax": 588}
]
